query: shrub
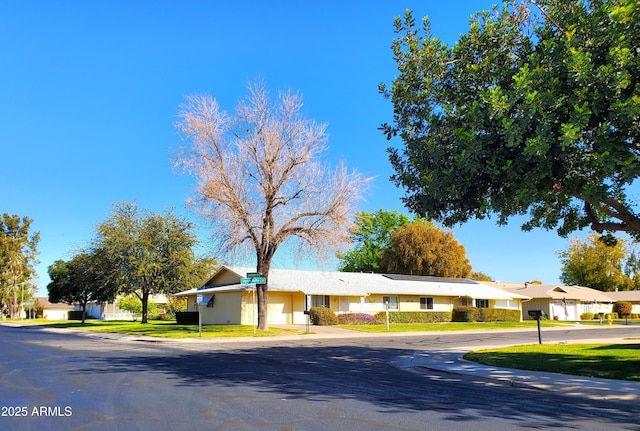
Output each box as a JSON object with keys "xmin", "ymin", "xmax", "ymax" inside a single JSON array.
[
  {"xmin": 452, "ymin": 306, "xmax": 480, "ymax": 322},
  {"xmin": 117, "ymin": 295, "xmax": 157, "ymax": 321},
  {"xmin": 373, "ymin": 311, "xmax": 451, "ymax": 323},
  {"xmin": 337, "ymin": 313, "xmax": 381, "ymax": 325},
  {"xmin": 613, "ymin": 301, "xmax": 633, "ymax": 317},
  {"xmin": 580, "ymin": 312, "xmax": 594, "ymax": 321},
  {"xmin": 309, "ymin": 307, "xmax": 338, "ymax": 325}
]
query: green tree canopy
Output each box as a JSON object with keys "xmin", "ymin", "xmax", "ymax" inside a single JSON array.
[
  {"xmin": 117, "ymin": 294, "xmax": 157, "ymax": 322},
  {"xmin": 47, "ymin": 252, "xmax": 118, "ymax": 324},
  {"xmin": 95, "ymin": 202, "xmax": 207, "ymax": 323},
  {"xmin": 558, "ymin": 232, "xmax": 634, "ymax": 291},
  {"xmin": 381, "ymin": 221, "xmax": 472, "ymax": 277},
  {"xmin": 337, "ymin": 209, "xmax": 412, "ymax": 272},
  {"xmin": 0, "ymin": 214, "xmax": 39, "ymax": 318},
  {"xmin": 470, "ymin": 271, "xmax": 494, "ymax": 282},
  {"xmin": 381, "ymin": 0, "xmax": 640, "ymax": 239}
]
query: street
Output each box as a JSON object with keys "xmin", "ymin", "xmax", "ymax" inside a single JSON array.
[{"xmin": 1, "ymin": 324, "xmax": 638, "ymax": 430}]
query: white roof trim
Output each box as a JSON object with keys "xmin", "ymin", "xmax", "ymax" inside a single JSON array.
[{"xmin": 175, "ymin": 266, "xmax": 530, "ymax": 301}]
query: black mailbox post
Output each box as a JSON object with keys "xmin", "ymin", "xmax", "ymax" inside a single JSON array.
[{"xmin": 528, "ymin": 310, "xmax": 543, "ymax": 344}]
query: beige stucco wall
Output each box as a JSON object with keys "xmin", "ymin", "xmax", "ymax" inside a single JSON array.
[
  {"xmin": 188, "ymin": 291, "xmax": 243, "ymax": 324},
  {"xmin": 362, "ymin": 294, "xmax": 459, "ymax": 313}
]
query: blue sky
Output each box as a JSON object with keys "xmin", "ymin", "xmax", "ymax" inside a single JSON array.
[{"xmin": 2, "ymin": 0, "xmax": 573, "ymax": 295}]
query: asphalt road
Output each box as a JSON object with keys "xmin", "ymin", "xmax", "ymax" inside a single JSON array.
[{"xmin": 0, "ymin": 324, "xmax": 638, "ymax": 431}]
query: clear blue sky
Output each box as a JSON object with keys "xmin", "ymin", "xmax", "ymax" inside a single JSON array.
[{"xmin": 2, "ymin": 0, "xmax": 573, "ymax": 295}]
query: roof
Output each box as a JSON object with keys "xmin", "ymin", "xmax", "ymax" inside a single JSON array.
[
  {"xmin": 35, "ymin": 297, "xmax": 75, "ymax": 309},
  {"xmin": 606, "ymin": 290, "xmax": 640, "ymax": 302},
  {"xmin": 174, "ymin": 266, "xmax": 529, "ymax": 301},
  {"xmin": 488, "ymin": 282, "xmax": 615, "ymax": 303}
]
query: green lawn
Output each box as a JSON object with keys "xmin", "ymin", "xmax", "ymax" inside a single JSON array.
[
  {"xmin": 6, "ymin": 319, "xmax": 305, "ymax": 338},
  {"xmin": 464, "ymin": 343, "xmax": 640, "ymax": 381}
]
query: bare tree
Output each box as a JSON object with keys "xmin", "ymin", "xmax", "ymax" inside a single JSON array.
[{"xmin": 175, "ymin": 81, "xmax": 369, "ymax": 330}]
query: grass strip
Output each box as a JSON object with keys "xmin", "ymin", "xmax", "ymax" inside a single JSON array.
[
  {"xmin": 8, "ymin": 319, "xmax": 303, "ymax": 338},
  {"xmin": 464, "ymin": 343, "xmax": 640, "ymax": 381}
]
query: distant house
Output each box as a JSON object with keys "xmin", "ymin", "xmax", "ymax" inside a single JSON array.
[
  {"xmin": 607, "ymin": 290, "xmax": 640, "ymax": 315},
  {"xmin": 36, "ymin": 297, "xmax": 74, "ymax": 320},
  {"xmin": 489, "ymin": 282, "xmax": 615, "ymax": 320},
  {"xmin": 78, "ymin": 294, "xmax": 170, "ymax": 320},
  {"xmin": 174, "ymin": 266, "xmax": 530, "ymax": 325}
]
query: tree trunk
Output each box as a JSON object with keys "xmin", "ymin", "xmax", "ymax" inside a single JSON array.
[
  {"xmin": 141, "ymin": 290, "xmax": 149, "ymax": 324},
  {"xmin": 256, "ymin": 257, "xmax": 272, "ymax": 331},
  {"xmin": 256, "ymin": 284, "xmax": 268, "ymax": 330},
  {"xmin": 11, "ymin": 286, "xmax": 17, "ymax": 319}
]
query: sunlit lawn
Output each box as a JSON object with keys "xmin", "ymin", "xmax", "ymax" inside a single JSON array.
[
  {"xmin": 7, "ymin": 319, "xmax": 304, "ymax": 338},
  {"xmin": 464, "ymin": 343, "xmax": 640, "ymax": 381}
]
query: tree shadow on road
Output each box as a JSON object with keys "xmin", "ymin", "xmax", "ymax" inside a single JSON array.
[{"xmin": 71, "ymin": 343, "xmax": 640, "ymax": 429}]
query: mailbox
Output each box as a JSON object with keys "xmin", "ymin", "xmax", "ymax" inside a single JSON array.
[{"xmin": 528, "ymin": 310, "xmax": 543, "ymax": 319}]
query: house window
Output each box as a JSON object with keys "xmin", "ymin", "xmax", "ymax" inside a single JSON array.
[
  {"xmin": 382, "ymin": 296, "xmax": 398, "ymax": 310},
  {"xmin": 460, "ymin": 297, "xmax": 469, "ymax": 306},
  {"xmin": 420, "ymin": 297, "xmax": 434, "ymax": 310},
  {"xmin": 476, "ymin": 299, "xmax": 489, "ymax": 308},
  {"xmin": 311, "ymin": 295, "xmax": 330, "ymax": 308}
]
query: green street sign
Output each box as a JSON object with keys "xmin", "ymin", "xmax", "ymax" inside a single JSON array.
[
  {"xmin": 246, "ymin": 272, "xmax": 261, "ymax": 278},
  {"xmin": 24, "ymin": 301, "xmax": 34, "ymax": 307},
  {"xmin": 240, "ymin": 276, "xmax": 266, "ymax": 285}
]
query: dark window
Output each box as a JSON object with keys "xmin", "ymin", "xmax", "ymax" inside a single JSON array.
[
  {"xmin": 476, "ymin": 299, "xmax": 489, "ymax": 308},
  {"xmin": 420, "ymin": 297, "xmax": 434, "ymax": 310}
]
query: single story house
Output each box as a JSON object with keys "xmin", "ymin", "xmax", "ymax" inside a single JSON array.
[
  {"xmin": 489, "ymin": 282, "xmax": 616, "ymax": 320},
  {"xmin": 174, "ymin": 266, "xmax": 530, "ymax": 325},
  {"xmin": 606, "ymin": 290, "xmax": 640, "ymax": 315},
  {"xmin": 35, "ymin": 297, "xmax": 75, "ymax": 320}
]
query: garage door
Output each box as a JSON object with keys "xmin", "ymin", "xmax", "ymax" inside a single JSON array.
[{"xmin": 267, "ymin": 293, "xmax": 292, "ymax": 324}]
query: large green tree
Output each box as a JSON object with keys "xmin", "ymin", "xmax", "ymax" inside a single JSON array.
[
  {"xmin": 381, "ymin": 221, "xmax": 472, "ymax": 277},
  {"xmin": 47, "ymin": 251, "xmax": 118, "ymax": 324},
  {"xmin": 95, "ymin": 202, "xmax": 206, "ymax": 323},
  {"xmin": 337, "ymin": 209, "xmax": 411, "ymax": 272},
  {"xmin": 558, "ymin": 233, "xmax": 634, "ymax": 291},
  {"xmin": 381, "ymin": 0, "xmax": 640, "ymax": 239},
  {"xmin": 0, "ymin": 214, "xmax": 39, "ymax": 318}
]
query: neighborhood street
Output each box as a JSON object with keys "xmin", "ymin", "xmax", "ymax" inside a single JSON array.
[{"xmin": 0, "ymin": 324, "xmax": 638, "ymax": 430}]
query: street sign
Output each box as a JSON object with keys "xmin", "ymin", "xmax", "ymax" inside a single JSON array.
[
  {"xmin": 24, "ymin": 301, "xmax": 34, "ymax": 307},
  {"xmin": 240, "ymin": 276, "xmax": 266, "ymax": 284},
  {"xmin": 246, "ymin": 272, "xmax": 261, "ymax": 278}
]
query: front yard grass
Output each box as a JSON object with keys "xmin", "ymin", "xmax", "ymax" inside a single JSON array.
[
  {"xmin": 6, "ymin": 319, "xmax": 302, "ymax": 338},
  {"xmin": 464, "ymin": 343, "xmax": 640, "ymax": 381}
]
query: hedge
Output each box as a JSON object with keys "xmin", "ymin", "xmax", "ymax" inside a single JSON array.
[
  {"xmin": 68, "ymin": 311, "xmax": 87, "ymax": 321},
  {"xmin": 175, "ymin": 312, "xmax": 199, "ymax": 325},
  {"xmin": 373, "ymin": 311, "xmax": 451, "ymax": 323},
  {"xmin": 337, "ymin": 313, "xmax": 381, "ymax": 325},
  {"xmin": 452, "ymin": 306, "xmax": 481, "ymax": 322},
  {"xmin": 479, "ymin": 308, "xmax": 521, "ymax": 322}
]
